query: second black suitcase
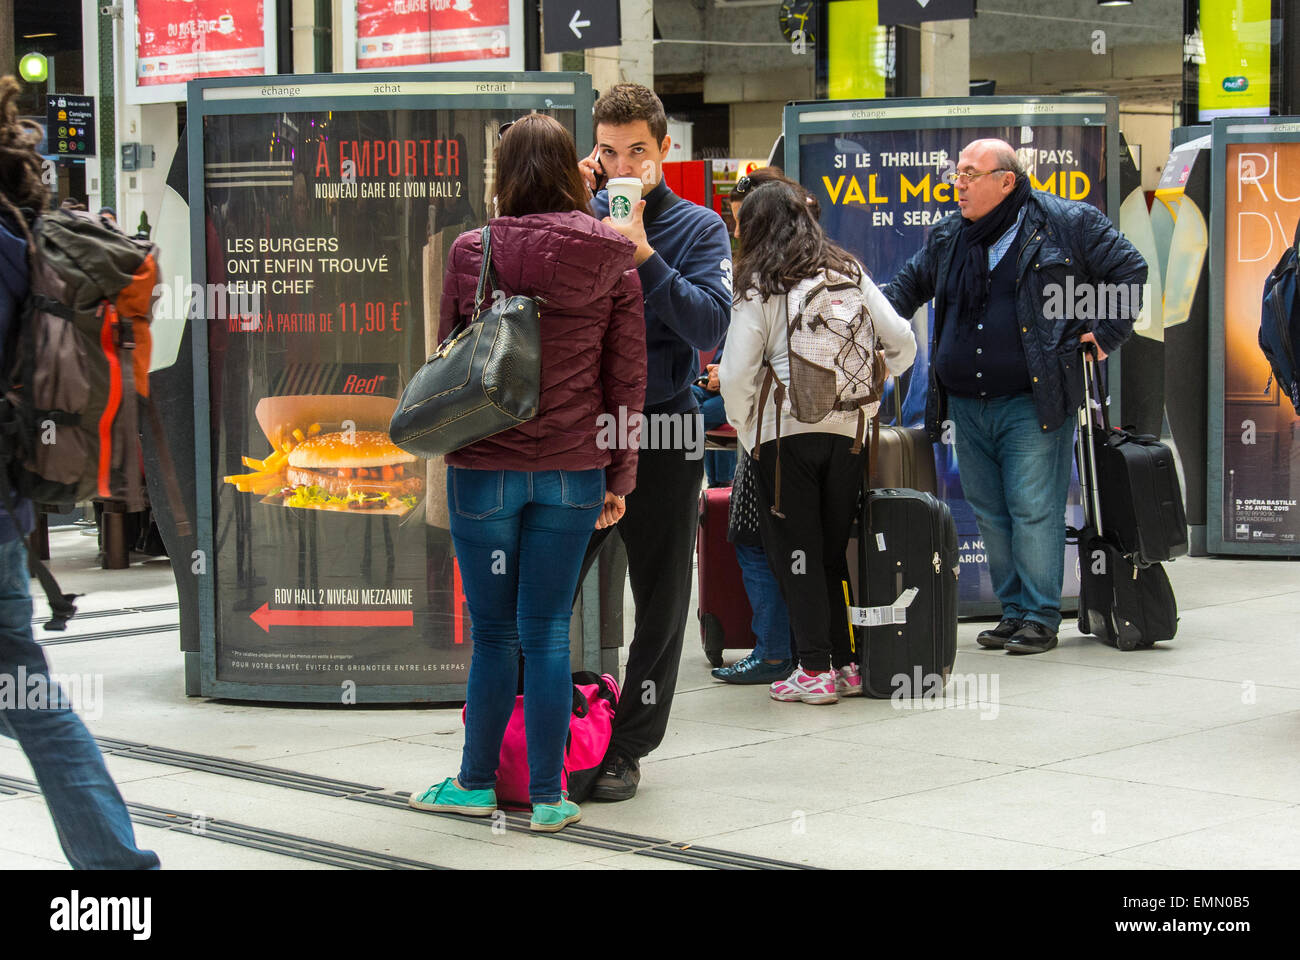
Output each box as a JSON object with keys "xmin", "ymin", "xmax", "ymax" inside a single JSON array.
[
  {"xmin": 1083, "ymin": 355, "xmax": 1187, "ymax": 566},
  {"xmin": 857, "ymin": 488, "xmax": 959, "ymax": 699}
]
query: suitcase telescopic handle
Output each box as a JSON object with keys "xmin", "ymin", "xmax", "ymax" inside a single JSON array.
[{"xmin": 1078, "ymin": 348, "xmax": 1105, "ymax": 536}]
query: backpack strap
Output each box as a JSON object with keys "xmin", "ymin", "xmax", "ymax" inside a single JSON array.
[
  {"xmin": 753, "ymin": 362, "xmax": 775, "ymax": 460},
  {"xmin": 770, "ymin": 381, "xmax": 786, "ymax": 519}
]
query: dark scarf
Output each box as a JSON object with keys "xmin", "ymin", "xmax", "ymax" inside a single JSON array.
[{"xmin": 949, "ymin": 176, "xmax": 1032, "ymax": 320}]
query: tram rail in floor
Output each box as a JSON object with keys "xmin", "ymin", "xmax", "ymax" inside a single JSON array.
[{"xmin": 93, "ymin": 736, "xmax": 816, "ymax": 870}]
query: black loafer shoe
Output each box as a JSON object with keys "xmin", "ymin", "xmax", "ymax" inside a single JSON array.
[
  {"xmin": 1004, "ymin": 620, "xmax": 1058, "ymax": 655},
  {"xmin": 976, "ymin": 618, "xmax": 1023, "ymax": 649},
  {"xmin": 590, "ymin": 754, "xmax": 640, "ymax": 802}
]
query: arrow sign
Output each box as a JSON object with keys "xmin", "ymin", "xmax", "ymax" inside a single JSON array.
[
  {"xmin": 877, "ymin": 0, "xmax": 973, "ymax": 26},
  {"xmin": 543, "ymin": 0, "xmax": 620, "ymax": 54},
  {"xmin": 250, "ymin": 603, "xmax": 414, "ymax": 633}
]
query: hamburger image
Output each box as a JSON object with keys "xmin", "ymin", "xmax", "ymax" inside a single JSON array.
[{"xmin": 281, "ymin": 430, "xmax": 424, "ymax": 513}]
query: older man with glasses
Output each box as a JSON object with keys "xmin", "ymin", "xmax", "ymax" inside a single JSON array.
[{"xmin": 883, "ymin": 138, "xmax": 1147, "ymax": 654}]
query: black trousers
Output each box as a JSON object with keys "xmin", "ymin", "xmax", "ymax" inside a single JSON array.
[
  {"xmin": 577, "ymin": 444, "xmax": 703, "ymax": 761},
  {"xmin": 753, "ymin": 433, "xmax": 864, "ymax": 674}
]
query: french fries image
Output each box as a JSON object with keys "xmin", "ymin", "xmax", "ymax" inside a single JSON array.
[{"xmin": 224, "ymin": 423, "xmax": 321, "ymax": 495}]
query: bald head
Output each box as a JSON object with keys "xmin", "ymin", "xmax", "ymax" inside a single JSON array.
[{"xmin": 954, "ymin": 139, "xmax": 1025, "ymax": 221}]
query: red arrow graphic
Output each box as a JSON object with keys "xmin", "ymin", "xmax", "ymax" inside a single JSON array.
[{"xmin": 250, "ymin": 603, "xmax": 414, "ymax": 633}]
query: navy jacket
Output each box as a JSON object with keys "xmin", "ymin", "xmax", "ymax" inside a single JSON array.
[
  {"xmin": 592, "ymin": 180, "xmax": 732, "ymax": 415},
  {"xmin": 0, "ymin": 212, "xmax": 33, "ymax": 544},
  {"xmin": 883, "ymin": 190, "xmax": 1148, "ymax": 438}
]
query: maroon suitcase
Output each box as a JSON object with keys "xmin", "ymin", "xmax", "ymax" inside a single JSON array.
[{"xmin": 696, "ymin": 487, "xmax": 756, "ymax": 667}]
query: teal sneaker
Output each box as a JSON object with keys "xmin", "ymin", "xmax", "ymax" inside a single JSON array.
[
  {"xmin": 530, "ymin": 792, "xmax": 581, "ymax": 833},
  {"xmin": 409, "ymin": 777, "xmax": 497, "ymax": 816}
]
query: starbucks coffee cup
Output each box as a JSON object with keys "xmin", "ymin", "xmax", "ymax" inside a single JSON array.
[{"xmin": 606, "ymin": 178, "xmax": 643, "ymax": 224}]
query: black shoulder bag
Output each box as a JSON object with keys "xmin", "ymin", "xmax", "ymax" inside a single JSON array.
[{"xmin": 390, "ymin": 225, "xmax": 541, "ymax": 457}]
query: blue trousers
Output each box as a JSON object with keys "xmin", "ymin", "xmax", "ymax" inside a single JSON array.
[
  {"xmin": 948, "ymin": 393, "xmax": 1076, "ymax": 631},
  {"xmin": 734, "ymin": 543, "xmax": 796, "ymax": 662},
  {"xmin": 0, "ymin": 537, "xmax": 159, "ymax": 869},
  {"xmin": 693, "ymin": 384, "xmax": 737, "ymax": 487},
  {"xmin": 448, "ymin": 467, "xmax": 604, "ymax": 804}
]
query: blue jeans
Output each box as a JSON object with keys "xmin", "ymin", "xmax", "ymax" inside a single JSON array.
[
  {"xmin": 734, "ymin": 543, "xmax": 795, "ymax": 662},
  {"xmin": 0, "ymin": 538, "xmax": 159, "ymax": 869},
  {"xmin": 693, "ymin": 384, "xmax": 736, "ymax": 487},
  {"xmin": 948, "ymin": 393, "xmax": 1076, "ymax": 631},
  {"xmin": 448, "ymin": 467, "xmax": 605, "ymax": 805}
]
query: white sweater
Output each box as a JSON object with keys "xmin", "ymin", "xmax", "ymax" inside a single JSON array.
[{"xmin": 719, "ymin": 270, "xmax": 918, "ymax": 453}]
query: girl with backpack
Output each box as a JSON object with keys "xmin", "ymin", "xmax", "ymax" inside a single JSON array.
[{"xmin": 718, "ymin": 181, "xmax": 916, "ymax": 704}]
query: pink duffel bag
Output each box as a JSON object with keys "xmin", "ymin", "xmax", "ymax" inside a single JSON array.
[{"xmin": 462, "ymin": 671, "xmax": 620, "ymax": 806}]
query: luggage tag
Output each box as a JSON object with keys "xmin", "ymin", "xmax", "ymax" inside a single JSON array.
[{"xmin": 849, "ymin": 587, "xmax": 919, "ymax": 627}]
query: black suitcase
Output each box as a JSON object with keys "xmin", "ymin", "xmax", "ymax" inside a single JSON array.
[
  {"xmin": 1075, "ymin": 352, "xmax": 1178, "ymax": 649},
  {"xmin": 1083, "ymin": 360, "xmax": 1188, "ymax": 567},
  {"xmin": 857, "ymin": 488, "xmax": 959, "ymax": 698}
]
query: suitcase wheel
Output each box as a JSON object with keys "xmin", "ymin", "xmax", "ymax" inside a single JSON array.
[{"xmin": 701, "ymin": 613, "xmax": 725, "ymax": 668}]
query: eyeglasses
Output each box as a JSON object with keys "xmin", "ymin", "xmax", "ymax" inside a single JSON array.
[
  {"xmin": 943, "ymin": 168, "xmax": 1009, "ymax": 186},
  {"xmin": 497, "ymin": 118, "xmax": 522, "ymax": 140},
  {"xmin": 732, "ymin": 175, "xmax": 754, "ymax": 199}
]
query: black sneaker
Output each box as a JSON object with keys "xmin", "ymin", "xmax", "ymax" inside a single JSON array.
[
  {"xmin": 1004, "ymin": 620, "xmax": 1058, "ymax": 655},
  {"xmin": 591, "ymin": 754, "xmax": 640, "ymax": 802},
  {"xmin": 976, "ymin": 618, "xmax": 1023, "ymax": 649}
]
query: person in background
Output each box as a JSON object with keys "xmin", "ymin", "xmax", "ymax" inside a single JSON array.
[
  {"xmin": 575, "ymin": 83, "xmax": 732, "ymax": 801},
  {"xmin": 691, "ymin": 350, "xmax": 736, "ymax": 487},
  {"xmin": 883, "ymin": 139, "xmax": 1145, "ymax": 655},
  {"xmin": 710, "ymin": 166, "xmax": 820, "ymax": 685},
  {"xmin": 409, "ymin": 114, "xmax": 646, "ymax": 832},
  {"xmin": 0, "ymin": 75, "xmax": 159, "ymax": 870},
  {"xmin": 720, "ymin": 181, "xmax": 917, "ymax": 704}
]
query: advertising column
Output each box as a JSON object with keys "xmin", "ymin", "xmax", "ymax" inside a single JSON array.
[
  {"xmin": 1208, "ymin": 117, "xmax": 1300, "ymax": 555},
  {"xmin": 189, "ymin": 73, "xmax": 592, "ymax": 701},
  {"xmin": 786, "ymin": 98, "xmax": 1120, "ymax": 615}
]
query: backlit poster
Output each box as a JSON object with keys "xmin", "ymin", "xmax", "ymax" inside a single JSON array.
[
  {"xmin": 190, "ymin": 74, "xmax": 589, "ymax": 700},
  {"xmin": 1209, "ymin": 124, "xmax": 1300, "ymax": 554},
  {"xmin": 788, "ymin": 99, "xmax": 1120, "ymax": 615},
  {"xmin": 129, "ymin": 0, "xmax": 275, "ymax": 104},
  {"xmin": 345, "ymin": 0, "xmax": 524, "ymax": 72}
]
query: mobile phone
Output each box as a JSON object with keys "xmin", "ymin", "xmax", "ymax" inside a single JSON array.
[
  {"xmin": 592, "ymin": 155, "xmax": 608, "ymax": 193},
  {"xmin": 694, "ymin": 375, "xmax": 711, "ymax": 387}
]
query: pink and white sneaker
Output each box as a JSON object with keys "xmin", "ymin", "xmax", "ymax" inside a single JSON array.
[
  {"xmin": 770, "ymin": 668, "xmax": 839, "ymax": 704},
  {"xmin": 835, "ymin": 664, "xmax": 863, "ymax": 697}
]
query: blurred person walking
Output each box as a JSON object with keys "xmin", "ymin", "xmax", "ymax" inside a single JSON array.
[{"xmin": 0, "ymin": 75, "xmax": 158, "ymax": 869}]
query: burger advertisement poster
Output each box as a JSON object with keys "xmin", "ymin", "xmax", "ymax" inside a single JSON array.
[{"xmin": 197, "ymin": 78, "xmax": 584, "ymax": 696}]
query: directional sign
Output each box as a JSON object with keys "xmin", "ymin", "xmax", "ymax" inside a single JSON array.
[
  {"xmin": 877, "ymin": 0, "xmax": 976, "ymax": 26},
  {"xmin": 543, "ymin": 0, "xmax": 620, "ymax": 54},
  {"xmin": 250, "ymin": 603, "xmax": 415, "ymax": 633},
  {"xmin": 45, "ymin": 94, "xmax": 96, "ymax": 158}
]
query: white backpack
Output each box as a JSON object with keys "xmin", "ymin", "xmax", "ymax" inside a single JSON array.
[{"xmin": 754, "ymin": 269, "xmax": 886, "ymax": 516}]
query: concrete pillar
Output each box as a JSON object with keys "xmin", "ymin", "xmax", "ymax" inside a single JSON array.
[
  {"xmin": 292, "ymin": 0, "xmax": 316, "ymax": 73},
  {"xmin": 920, "ymin": 19, "xmax": 969, "ymax": 98},
  {"xmin": 584, "ymin": 0, "xmax": 652, "ymax": 92}
]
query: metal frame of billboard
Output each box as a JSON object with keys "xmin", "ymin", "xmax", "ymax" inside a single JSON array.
[
  {"xmin": 1207, "ymin": 115, "xmax": 1300, "ymax": 556},
  {"xmin": 187, "ymin": 71, "xmax": 593, "ymax": 702},
  {"xmin": 782, "ymin": 96, "xmax": 1121, "ymax": 617}
]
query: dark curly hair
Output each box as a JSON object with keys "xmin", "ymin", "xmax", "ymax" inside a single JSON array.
[
  {"xmin": 0, "ymin": 76, "xmax": 47, "ymax": 232},
  {"xmin": 592, "ymin": 83, "xmax": 668, "ymax": 144},
  {"xmin": 733, "ymin": 181, "xmax": 862, "ymax": 303}
]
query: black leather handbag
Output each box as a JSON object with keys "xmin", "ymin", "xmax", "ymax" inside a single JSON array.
[{"xmin": 390, "ymin": 225, "xmax": 541, "ymax": 458}]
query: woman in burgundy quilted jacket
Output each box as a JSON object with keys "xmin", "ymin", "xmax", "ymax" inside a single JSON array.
[{"xmin": 410, "ymin": 114, "xmax": 646, "ymax": 833}]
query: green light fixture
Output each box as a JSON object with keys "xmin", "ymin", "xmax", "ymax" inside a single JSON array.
[{"xmin": 19, "ymin": 52, "xmax": 48, "ymax": 83}]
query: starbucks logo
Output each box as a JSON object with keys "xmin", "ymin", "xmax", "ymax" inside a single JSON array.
[{"xmin": 611, "ymin": 195, "xmax": 632, "ymax": 219}]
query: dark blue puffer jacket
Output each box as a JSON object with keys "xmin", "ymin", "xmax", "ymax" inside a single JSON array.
[
  {"xmin": 883, "ymin": 189, "xmax": 1148, "ymax": 438},
  {"xmin": 0, "ymin": 212, "xmax": 34, "ymax": 543}
]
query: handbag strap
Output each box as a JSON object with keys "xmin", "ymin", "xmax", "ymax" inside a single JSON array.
[{"xmin": 471, "ymin": 225, "xmax": 500, "ymax": 321}]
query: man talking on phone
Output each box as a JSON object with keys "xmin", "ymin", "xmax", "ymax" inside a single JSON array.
[{"xmin": 576, "ymin": 83, "xmax": 732, "ymax": 802}]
